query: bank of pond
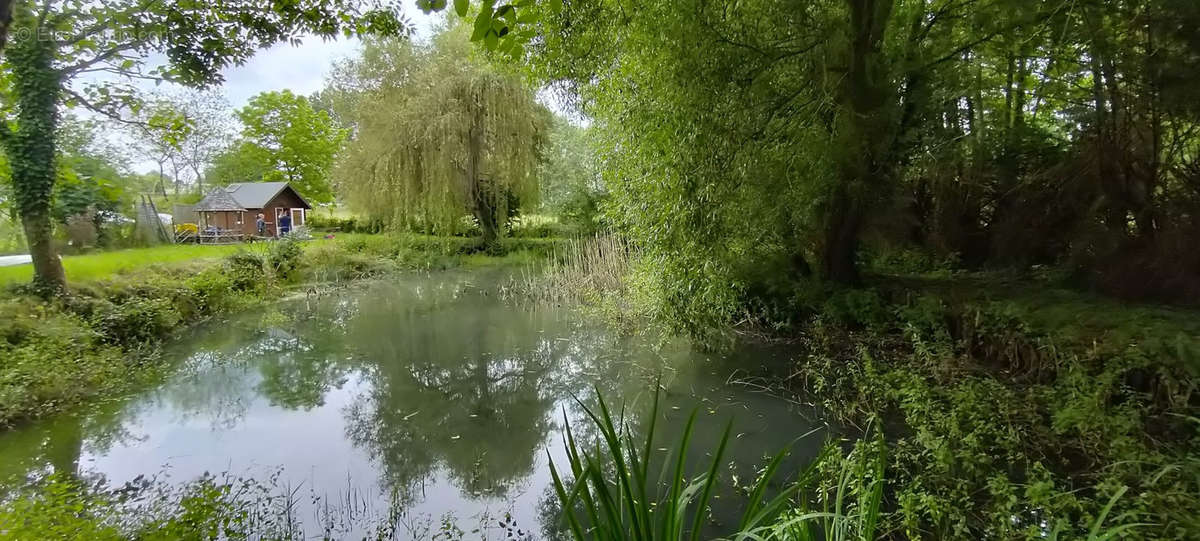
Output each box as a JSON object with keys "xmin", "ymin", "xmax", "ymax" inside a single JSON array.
[
  {"xmin": 1, "ymin": 265, "xmax": 832, "ymax": 539},
  {"xmin": 0, "ymin": 233, "xmax": 1196, "ymax": 540}
]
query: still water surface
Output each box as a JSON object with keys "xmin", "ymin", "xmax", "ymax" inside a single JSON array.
[{"xmin": 0, "ymin": 269, "xmax": 830, "ymax": 538}]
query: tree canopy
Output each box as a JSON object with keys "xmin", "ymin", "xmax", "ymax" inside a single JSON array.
[
  {"xmin": 224, "ymin": 90, "xmax": 347, "ymax": 204},
  {"xmin": 332, "ymin": 25, "xmax": 548, "ymax": 248},
  {"xmin": 424, "ymin": 0, "xmax": 1200, "ymax": 324}
]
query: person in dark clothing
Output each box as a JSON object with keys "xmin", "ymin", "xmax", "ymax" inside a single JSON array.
[
  {"xmin": 256, "ymin": 213, "xmax": 266, "ymax": 237},
  {"xmin": 278, "ymin": 213, "xmax": 291, "ymax": 236}
]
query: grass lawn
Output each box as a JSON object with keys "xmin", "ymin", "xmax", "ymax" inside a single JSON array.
[{"xmin": 0, "ymin": 244, "xmax": 243, "ymax": 285}]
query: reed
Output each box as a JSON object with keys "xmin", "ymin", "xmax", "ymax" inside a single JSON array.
[
  {"xmin": 514, "ymin": 233, "xmax": 637, "ymax": 302},
  {"xmin": 547, "ymin": 391, "xmax": 1147, "ymax": 540},
  {"xmin": 548, "ymin": 386, "xmax": 807, "ymax": 540}
]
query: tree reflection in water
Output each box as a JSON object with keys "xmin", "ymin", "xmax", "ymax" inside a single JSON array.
[{"xmin": 0, "ymin": 269, "xmax": 826, "ymax": 538}]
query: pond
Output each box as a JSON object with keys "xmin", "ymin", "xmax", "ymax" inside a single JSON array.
[{"xmin": 0, "ymin": 269, "xmax": 832, "ymax": 539}]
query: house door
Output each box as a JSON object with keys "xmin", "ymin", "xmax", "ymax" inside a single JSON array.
[{"xmin": 275, "ymin": 208, "xmax": 287, "ymax": 236}]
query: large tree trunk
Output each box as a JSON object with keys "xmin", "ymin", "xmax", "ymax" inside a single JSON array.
[
  {"xmin": 466, "ymin": 97, "xmax": 501, "ymax": 252},
  {"xmin": 20, "ymin": 209, "xmax": 66, "ymax": 293},
  {"xmin": 472, "ymin": 183, "xmax": 500, "ymax": 251},
  {"xmin": 822, "ymin": 183, "xmax": 864, "ymax": 283},
  {"xmin": 5, "ymin": 19, "xmax": 67, "ymax": 294},
  {"xmin": 821, "ymin": 0, "xmax": 895, "ymax": 284}
]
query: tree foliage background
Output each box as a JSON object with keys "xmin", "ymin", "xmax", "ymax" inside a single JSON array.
[
  {"xmin": 466, "ymin": 0, "xmax": 1200, "ymax": 332},
  {"xmin": 216, "ymin": 90, "xmax": 347, "ymax": 204},
  {"xmin": 0, "ymin": 0, "xmax": 407, "ymax": 291}
]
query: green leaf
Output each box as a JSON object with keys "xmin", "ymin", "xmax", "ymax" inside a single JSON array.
[
  {"xmin": 470, "ymin": 6, "xmax": 494, "ymax": 41},
  {"xmin": 507, "ymin": 43, "xmax": 524, "ymax": 60},
  {"xmin": 484, "ymin": 29, "xmax": 500, "ymax": 50},
  {"xmin": 454, "ymin": 0, "xmax": 469, "ymax": 17},
  {"xmin": 498, "ymin": 36, "xmax": 515, "ymax": 53}
]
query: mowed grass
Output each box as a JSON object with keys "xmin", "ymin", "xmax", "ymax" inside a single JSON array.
[{"xmin": 0, "ymin": 244, "xmax": 242, "ymax": 285}]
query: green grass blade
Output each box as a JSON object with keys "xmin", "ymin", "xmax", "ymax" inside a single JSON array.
[
  {"xmin": 1088, "ymin": 485, "xmax": 1127, "ymax": 540},
  {"xmin": 548, "ymin": 452, "xmax": 588, "ymax": 541},
  {"xmin": 689, "ymin": 419, "xmax": 733, "ymax": 541},
  {"xmin": 737, "ymin": 446, "xmax": 791, "ymax": 531},
  {"xmin": 591, "ymin": 389, "xmax": 646, "ymax": 537},
  {"xmin": 562, "ymin": 409, "xmax": 604, "ymax": 534},
  {"xmin": 634, "ymin": 378, "xmax": 662, "ymax": 535},
  {"xmin": 664, "ymin": 409, "xmax": 699, "ymax": 540},
  {"xmin": 859, "ymin": 438, "xmax": 886, "ymax": 540}
]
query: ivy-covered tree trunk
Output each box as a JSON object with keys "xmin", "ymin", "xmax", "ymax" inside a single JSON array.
[{"xmin": 3, "ymin": 22, "xmax": 67, "ymax": 293}]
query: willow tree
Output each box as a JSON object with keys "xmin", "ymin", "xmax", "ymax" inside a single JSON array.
[{"xmin": 334, "ymin": 27, "xmax": 547, "ymax": 251}]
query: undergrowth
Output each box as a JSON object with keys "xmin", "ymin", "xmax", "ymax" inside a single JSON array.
[
  {"xmin": 514, "ymin": 238, "xmax": 1199, "ymax": 539},
  {"xmin": 792, "ymin": 286, "xmax": 1199, "ymax": 539}
]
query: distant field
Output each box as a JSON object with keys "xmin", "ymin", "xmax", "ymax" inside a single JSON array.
[{"xmin": 0, "ymin": 244, "xmax": 242, "ymax": 285}]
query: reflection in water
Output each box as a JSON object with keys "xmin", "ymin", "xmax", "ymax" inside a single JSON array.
[{"xmin": 0, "ymin": 269, "xmax": 831, "ymax": 537}]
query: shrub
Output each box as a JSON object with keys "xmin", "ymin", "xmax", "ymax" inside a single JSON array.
[
  {"xmin": 90, "ymin": 297, "xmax": 182, "ymax": 347},
  {"xmin": 0, "ymin": 300, "xmax": 126, "ymax": 426},
  {"xmin": 305, "ymin": 214, "xmax": 384, "ymax": 234},
  {"xmin": 184, "ymin": 268, "xmax": 237, "ymax": 314},
  {"xmin": 0, "ymin": 473, "xmax": 298, "ymax": 540},
  {"xmin": 819, "ymin": 287, "xmax": 890, "ymax": 329},
  {"xmin": 222, "ymin": 252, "xmax": 267, "ymax": 292},
  {"xmin": 302, "ymin": 241, "xmax": 393, "ymax": 283},
  {"xmin": 796, "ymin": 291, "xmax": 1200, "ymax": 540},
  {"xmin": 267, "ymin": 237, "xmax": 303, "ymax": 281}
]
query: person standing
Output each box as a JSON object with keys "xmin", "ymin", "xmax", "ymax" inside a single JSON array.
[
  {"xmin": 256, "ymin": 213, "xmax": 266, "ymax": 237},
  {"xmin": 279, "ymin": 212, "xmax": 291, "ymax": 236}
]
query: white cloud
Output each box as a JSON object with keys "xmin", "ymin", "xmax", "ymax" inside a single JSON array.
[
  {"xmin": 210, "ymin": 5, "xmax": 443, "ymax": 108},
  {"xmin": 218, "ymin": 37, "xmax": 363, "ymax": 108},
  {"xmin": 100, "ymin": 5, "xmax": 444, "ymax": 174}
]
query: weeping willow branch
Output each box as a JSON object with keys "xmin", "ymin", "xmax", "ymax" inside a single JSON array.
[{"xmin": 336, "ymin": 32, "xmax": 548, "ymax": 247}]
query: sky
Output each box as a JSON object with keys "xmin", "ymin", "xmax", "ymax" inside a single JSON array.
[
  {"xmin": 110, "ymin": 5, "xmax": 581, "ymax": 175},
  {"xmin": 216, "ymin": 7, "xmax": 443, "ymax": 110},
  {"xmin": 114, "ymin": 5, "xmax": 444, "ymax": 174}
]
